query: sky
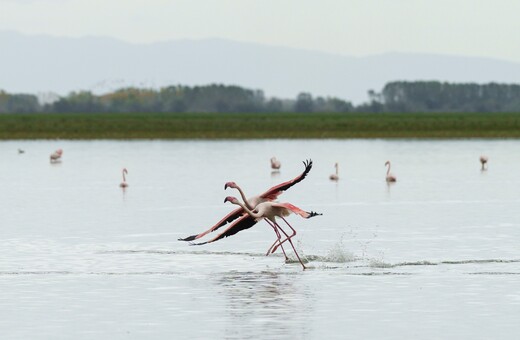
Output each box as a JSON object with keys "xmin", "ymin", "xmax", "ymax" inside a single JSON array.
[{"xmin": 1, "ymin": 0, "xmax": 520, "ymax": 62}]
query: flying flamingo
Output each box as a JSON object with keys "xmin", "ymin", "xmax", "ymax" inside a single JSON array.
[
  {"xmin": 385, "ymin": 160, "xmax": 396, "ymax": 182},
  {"xmin": 329, "ymin": 162, "xmax": 339, "ymax": 181},
  {"xmin": 480, "ymin": 155, "xmax": 488, "ymax": 171},
  {"xmin": 192, "ymin": 196, "xmax": 322, "ymax": 269},
  {"xmin": 178, "ymin": 159, "xmax": 313, "ymax": 242},
  {"xmin": 50, "ymin": 149, "xmax": 63, "ymax": 163},
  {"xmin": 120, "ymin": 168, "xmax": 129, "ymax": 188},
  {"xmin": 271, "ymin": 157, "xmax": 281, "ymax": 170}
]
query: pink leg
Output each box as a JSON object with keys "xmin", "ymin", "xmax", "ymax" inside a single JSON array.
[
  {"xmin": 270, "ymin": 223, "xmax": 293, "ymax": 254},
  {"xmin": 263, "ymin": 219, "xmax": 289, "ymax": 260},
  {"xmin": 274, "ymin": 220, "xmax": 306, "ymax": 270},
  {"xmin": 270, "ymin": 216, "xmax": 297, "ymax": 254},
  {"xmin": 265, "ymin": 220, "xmax": 288, "ymax": 255}
]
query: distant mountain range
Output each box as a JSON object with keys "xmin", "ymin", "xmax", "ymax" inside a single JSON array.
[{"xmin": 2, "ymin": 31, "xmax": 520, "ymax": 104}]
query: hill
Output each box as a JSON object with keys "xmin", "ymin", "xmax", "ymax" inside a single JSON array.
[{"xmin": 2, "ymin": 31, "xmax": 520, "ymax": 103}]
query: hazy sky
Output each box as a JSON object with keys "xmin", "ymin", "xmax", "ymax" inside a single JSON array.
[{"xmin": 1, "ymin": 0, "xmax": 520, "ymax": 62}]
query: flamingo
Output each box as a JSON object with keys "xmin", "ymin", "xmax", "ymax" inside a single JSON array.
[
  {"xmin": 385, "ymin": 160, "xmax": 396, "ymax": 182},
  {"xmin": 120, "ymin": 168, "xmax": 128, "ymax": 188},
  {"xmin": 271, "ymin": 157, "xmax": 281, "ymax": 170},
  {"xmin": 480, "ymin": 155, "xmax": 488, "ymax": 171},
  {"xmin": 178, "ymin": 159, "xmax": 313, "ymax": 242},
  {"xmin": 18, "ymin": 148, "xmax": 25, "ymax": 154},
  {"xmin": 192, "ymin": 196, "xmax": 322, "ymax": 269},
  {"xmin": 329, "ymin": 162, "xmax": 339, "ymax": 181},
  {"xmin": 50, "ymin": 149, "xmax": 63, "ymax": 163}
]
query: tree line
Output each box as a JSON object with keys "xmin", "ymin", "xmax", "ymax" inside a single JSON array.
[
  {"xmin": 2, "ymin": 81, "xmax": 520, "ymax": 113},
  {"xmin": 0, "ymin": 85, "xmax": 353, "ymax": 114},
  {"xmin": 371, "ymin": 81, "xmax": 520, "ymax": 113}
]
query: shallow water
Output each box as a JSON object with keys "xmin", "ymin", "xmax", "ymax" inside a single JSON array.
[{"xmin": 1, "ymin": 139, "xmax": 520, "ymax": 339}]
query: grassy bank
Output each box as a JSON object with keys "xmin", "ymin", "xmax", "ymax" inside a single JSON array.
[{"xmin": 2, "ymin": 112, "xmax": 520, "ymax": 139}]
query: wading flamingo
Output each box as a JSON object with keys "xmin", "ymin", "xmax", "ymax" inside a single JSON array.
[
  {"xmin": 385, "ymin": 160, "xmax": 396, "ymax": 182},
  {"xmin": 120, "ymin": 168, "xmax": 128, "ymax": 188},
  {"xmin": 192, "ymin": 196, "xmax": 322, "ymax": 269},
  {"xmin": 178, "ymin": 159, "xmax": 313, "ymax": 242},
  {"xmin": 50, "ymin": 149, "xmax": 63, "ymax": 163},
  {"xmin": 18, "ymin": 149, "xmax": 25, "ymax": 154},
  {"xmin": 271, "ymin": 157, "xmax": 281, "ymax": 170},
  {"xmin": 480, "ymin": 155, "xmax": 488, "ymax": 171},
  {"xmin": 329, "ymin": 163, "xmax": 339, "ymax": 181}
]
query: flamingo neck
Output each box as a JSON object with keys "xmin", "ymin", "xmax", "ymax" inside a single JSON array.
[
  {"xmin": 122, "ymin": 171, "xmax": 126, "ymax": 183},
  {"xmin": 233, "ymin": 200, "xmax": 261, "ymax": 219},
  {"xmin": 336, "ymin": 164, "xmax": 339, "ymax": 175},
  {"xmin": 234, "ymin": 185, "xmax": 254, "ymax": 210},
  {"xmin": 386, "ymin": 163, "xmax": 391, "ymax": 175}
]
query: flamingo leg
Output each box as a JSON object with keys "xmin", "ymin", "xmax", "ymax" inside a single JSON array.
[
  {"xmin": 265, "ymin": 225, "xmax": 290, "ymax": 258},
  {"xmin": 263, "ymin": 219, "xmax": 289, "ymax": 260},
  {"xmin": 269, "ymin": 222, "xmax": 293, "ymax": 254},
  {"xmin": 270, "ymin": 216, "xmax": 297, "ymax": 254},
  {"xmin": 273, "ymin": 220, "xmax": 306, "ymax": 270}
]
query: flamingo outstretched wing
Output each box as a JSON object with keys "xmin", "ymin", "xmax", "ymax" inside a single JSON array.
[
  {"xmin": 178, "ymin": 206, "xmax": 245, "ymax": 241},
  {"xmin": 271, "ymin": 202, "xmax": 322, "ymax": 219},
  {"xmin": 179, "ymin": 159, "xmax": 312, "ymax": 242},
  {"xmin": 190, "ymin": 214, "xmax": 258, "ymax": 245},
  {"xmin": 259, "ymin": 159, "xmax": 313, "ymax": 201}
]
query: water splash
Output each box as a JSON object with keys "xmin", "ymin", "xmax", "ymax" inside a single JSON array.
[
  {"xmin": 291, "ymin": 235, "xmax": 357, "ymax": 264},
  {"xmin": 368, "ymin": 259, "xmax": 393, "ymax": 268},
  {"xmin": 325, "ymin": 235, "xmax": 356, "ymax": 263}
]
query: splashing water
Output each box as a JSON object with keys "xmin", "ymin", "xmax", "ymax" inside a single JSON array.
[
  {"xmin": 325, "ymin": 236, "xmax": 356, "ymax": 263},
  {"xmin": 368, "ymin": 258, "xmax": 392, "ymax": 268}
]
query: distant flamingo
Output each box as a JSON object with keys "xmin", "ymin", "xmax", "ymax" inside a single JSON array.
[
  {"xmin": 120, "ymin": 168, "xmax": 128, "ymax": 188},
  {"xmin": 18, "ymin": 148, "xmax": 25, "ymax": 154},
  {"xmin": 50, "ymin": 149, "xmax": 63, "ymax": 163},
  {"xmin": 271, "ymin": 157, "xmax": 281, "ymax": 170},
  {"xmin": 329, "ymin": 163, "xmax": 339, "ymax": 181},
  {"xmin": 480, "ymin": 155, "xmax": 488, "ymax": 171},
  {"xmin": 192, "ymin": 196, "xmax": 322, "ymax": 269},
  {"xmin": 179, "ymin": 159, "xmax": 313, "ymax": 242},
  {"xmin": 385, "ymin": 160, "xmax": 397, "ymax": 182}
]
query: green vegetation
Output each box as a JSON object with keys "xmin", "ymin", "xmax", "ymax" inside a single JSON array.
[{"xmin": 2, "ymin": 112, "xmax": 520, "ymax": 139}]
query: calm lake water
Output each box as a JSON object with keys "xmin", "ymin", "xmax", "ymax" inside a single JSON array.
[{"xmin": 1, "ymin": 139, "xmax": 520, "ymax": 339}]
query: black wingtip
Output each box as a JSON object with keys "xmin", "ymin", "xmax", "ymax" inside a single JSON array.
[
  {"xmin": 178, "ymin": 235, "xmax": 197, "ymax": 242},
  {"xmin": 308, "ymin": 211, "xmax": 323, "ymax": 218},
  {"xmin": 189, "ymin": 241, "xmax": 206, "ymax": 246},
  {"xmin": 303, "ymin": 159, "xmax": 313, "ymax": 170}
]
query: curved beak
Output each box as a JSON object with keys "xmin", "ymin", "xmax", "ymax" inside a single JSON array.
[
  {"xmin": 224, "ymin": 183, "xmax": 229, "ymax": 190},
  {"xmin": 223, "ymin": 197, "xmax": 229, "ymax": 203}
]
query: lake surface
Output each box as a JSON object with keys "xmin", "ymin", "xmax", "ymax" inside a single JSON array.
[{"xmin": 1, "ymin": 139, "xmax": 520, "ymax": 339}]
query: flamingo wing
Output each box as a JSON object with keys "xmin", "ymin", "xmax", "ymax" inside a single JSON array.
[
  {"xmin": 271, "ymin": 202, "xmax": 322, "ymax": 219},
  {"xmin": 259, "ymin": 159, "xmax": 313, "ymax": 201},
  {"xmin": 190, "ymin": 214, "xmax": 258, "ymax": 245},
  {"xmin": 178, "ymin": 206, "xmax": 245, "ymax": 242}
]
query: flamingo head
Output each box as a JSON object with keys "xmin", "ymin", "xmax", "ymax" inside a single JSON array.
[
  {"xmin": 122, "ymin": 168, "xmax": 128, "ymax": 174},
  {"xmin": 385, "ymin": 160, "xmax": 390, "ymax": 166},
  {"xmin": 224, "ymin": 181, "xmax": 237, "ymax": 190},
  {"xmin": 224, "ymin": 196, "xmax": 239, "ymax": 204},
  {"xmin": 56, "ymin": 149, "xmax": 63, "ymax": 155}
]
